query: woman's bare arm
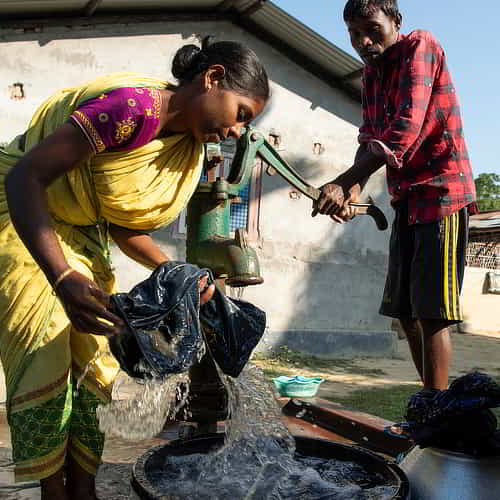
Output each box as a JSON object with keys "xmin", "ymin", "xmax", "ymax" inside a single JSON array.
[
  {"xmin": 5, "ymin": 122, "xmax": 124, "ymax": 335},
  {"xmin": 6, "ymin": 123, "xmax": 93, "ymax": 283},
  {"xmin": 109, "ymin": 225, "xmax": 215, "ymax": 304},
  {"xmin": 109, "ymin": 225, "xmax": 169, "ymax": 270}
]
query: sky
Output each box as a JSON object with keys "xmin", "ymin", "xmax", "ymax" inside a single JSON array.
[{"xmin": 273, "ymin": 0, "xmax": 499, "ymax": 177}]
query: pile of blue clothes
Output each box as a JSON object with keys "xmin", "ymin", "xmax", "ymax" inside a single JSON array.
[
  {"xmin": 108, "ymin": 261, "xmax": 266, "ymax": 380},
  {"xmin": 404, "ymin": 372, "xmax": 500, "ymax": 456}
]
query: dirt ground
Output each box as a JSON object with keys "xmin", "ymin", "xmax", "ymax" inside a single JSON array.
[{"xmin": 253, "ymin": 329, "xmax": 500, "ymax": 399}]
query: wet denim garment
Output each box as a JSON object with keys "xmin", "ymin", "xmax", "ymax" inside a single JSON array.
[{"xmin": 109, "ymin": 261, "xmax": 266, "ymax": 380}]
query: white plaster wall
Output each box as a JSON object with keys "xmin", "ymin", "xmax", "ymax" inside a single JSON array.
[
  {"xmin": 0, "ymin": 18, "xmax": 394, "ymax": 366},
  {"xmin": 460, "ymin": 267, "xmax": 500, "ymax": 335}
]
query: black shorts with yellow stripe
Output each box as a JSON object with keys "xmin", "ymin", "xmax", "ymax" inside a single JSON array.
[{"xmin": 379, "ymin": 201, "xmax": 469, "ymax": 323}]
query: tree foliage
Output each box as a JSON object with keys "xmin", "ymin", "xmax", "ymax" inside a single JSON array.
[{"xmin": 475, "ymin": 173, "xmax": 500, "ymax": 211}]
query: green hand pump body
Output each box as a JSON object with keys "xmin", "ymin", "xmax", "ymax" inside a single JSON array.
[{"xmin": 185, "ymin": 129, "xmax": 267, "ymax": 288}]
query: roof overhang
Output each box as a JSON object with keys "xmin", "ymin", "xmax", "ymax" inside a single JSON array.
[
  {"xmin": 469, "ymin": 211, "xmax": 500, "ymax": 234},
  {"xmin": 0, "ymin": 0, "xmax": 363, "ymax": 102}
]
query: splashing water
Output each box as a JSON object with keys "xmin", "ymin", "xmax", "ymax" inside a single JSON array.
[
  {"xmin": 223, "ymin": 363, "xmax": 295, "ymax": 449},
  {"xmin": 76, "ymin": 343, "xmax": 190, "ymax": 441},
  {"xmin": 147, "ymin": 445, "xmax": 398, "ymax": 500},
  {"xmin": 138, "ymin": 363, "xmax": 398, "ymax": 499},
  {"xmin": 90, "ymin": 336, "xmax": 397, "ymax": 499},
  {"xmin": 96, "ymin": 372, "xmax": 190, "ymax": 440},
  {"xmin": 75, "ymin": 349, "xmax": 102, "ymax": 394}
]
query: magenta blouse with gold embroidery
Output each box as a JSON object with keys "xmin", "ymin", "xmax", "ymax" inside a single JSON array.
[{"xmin": 70, "ymin": 87, "xmax": 161, "ymax": 153}]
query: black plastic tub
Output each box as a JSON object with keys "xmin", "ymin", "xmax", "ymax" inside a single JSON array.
[{"xmin": 132, "ymin": 433, "xmax": 409, "ymax": 499}]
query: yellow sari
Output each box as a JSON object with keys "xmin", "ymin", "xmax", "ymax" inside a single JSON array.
[{"xmin": 0, "ymin": 73, "xmax": 203, "ymax": 481}]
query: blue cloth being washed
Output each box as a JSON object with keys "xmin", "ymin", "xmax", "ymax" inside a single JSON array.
[
  {"xmin": 404, "ymin": 372, "xmax": 500, "ymax": 455},
  {"xmin": 109, "ymin": 261, "xmax": 266, "ymax": 380}
]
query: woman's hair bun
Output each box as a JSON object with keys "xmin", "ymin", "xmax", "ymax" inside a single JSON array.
[
  {"xmin": 171, "ymin": 44, "xmax": 202, "ymax": 80},
  {"xmin": 170, "ymin": 36, "xmax": 269, "ymax": 101}
]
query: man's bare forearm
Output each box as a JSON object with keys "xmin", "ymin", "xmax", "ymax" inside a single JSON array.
[{"xmin": 336, "ymin": 145, "xmax": 386, "ymax": 192}]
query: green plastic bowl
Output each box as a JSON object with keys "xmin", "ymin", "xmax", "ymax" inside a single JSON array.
[{"xmin": 273, "ymin": 376, "xmax": 324, "ymax": 397}]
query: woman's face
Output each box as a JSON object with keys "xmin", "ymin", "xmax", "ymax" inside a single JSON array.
[{"xmin": 187, "ymin": 67, "xmax": 267, "ymax": 143}]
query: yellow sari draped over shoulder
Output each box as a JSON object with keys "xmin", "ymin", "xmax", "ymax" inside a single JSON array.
[{"xmin": 0, "ymin": 73, "xmax": 203, "ymax": 481}]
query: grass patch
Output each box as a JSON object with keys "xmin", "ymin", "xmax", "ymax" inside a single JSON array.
[
  {"xmin": 331, "ymin": 384, "xmax": 500, "ymax": 423},
  {"xmin": 260, "ymin": 367, "xmax": 288, "ymax": 380},
  {"xmin": 331, "ymin": 384, "xmax": 422, "ymax": 422},
  {"xmin": 255, "ymin": 348, "xmax": 500, "ymax": 424},
  {"xmin": 329, "ymin": 375, "xmax": 500, "ymax": 422},
  {"xmin": 253, "ymin": 346, "xmax": 387, "ymax": 377}
]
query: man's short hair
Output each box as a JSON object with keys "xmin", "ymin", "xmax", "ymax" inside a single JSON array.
[{"xmin": 343, "ymin": 0, "xmax": 400, "ymax": 24}]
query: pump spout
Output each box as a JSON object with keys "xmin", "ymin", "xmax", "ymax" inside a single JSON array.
[
  {"xmin": 186, "ymin": 228, "xmax": 263, "ymax": 287},
  {"xmin": 185, "ymin": 191, "xmax": 263, "ymax": 287}
]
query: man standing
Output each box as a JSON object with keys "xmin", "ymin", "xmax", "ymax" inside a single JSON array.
[{"xmin": 314, "ymin": 0, "xmax": 476, "ymax": 390}]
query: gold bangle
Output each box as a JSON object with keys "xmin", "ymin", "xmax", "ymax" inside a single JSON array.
[{"xmin": 53, "ymin": 268, "xmax": 75, "ymax": 290}]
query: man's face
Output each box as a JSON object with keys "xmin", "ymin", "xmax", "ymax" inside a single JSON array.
[{"xmin": 347, "ymin": 8, "xmax": 400, "ymax": 65}]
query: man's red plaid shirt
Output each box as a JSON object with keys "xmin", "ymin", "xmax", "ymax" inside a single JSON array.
[{"xmin": 359, "ymin": 30, "xmax": 477, "ymax": 224}]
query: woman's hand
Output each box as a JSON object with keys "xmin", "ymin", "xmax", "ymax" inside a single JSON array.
[
  {"xmin": 56, "ymin": 270, "xmax": 125, "ymax": 336},
  {"xmin": 199, "ymin": 274, "xmax": 215, "ymax": 305}
]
